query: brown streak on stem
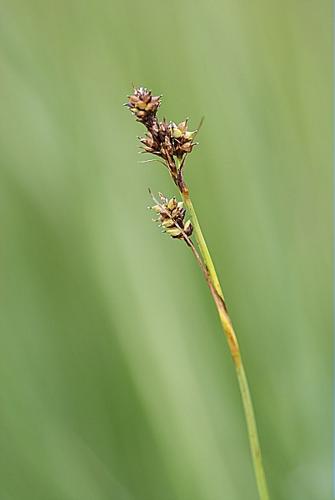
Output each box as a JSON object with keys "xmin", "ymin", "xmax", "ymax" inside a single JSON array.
[{"xmin": 183, "ymin": 231, "xmax": 241, "ymax": 368}]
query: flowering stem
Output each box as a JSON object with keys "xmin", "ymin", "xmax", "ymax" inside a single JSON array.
[
  {"xmin": 182, "ymin": 188, "xmax": 270, "ymax": 500},
  {"xmin": 126, "ymin": 86, "xmax": 270, "ymax": 499}
]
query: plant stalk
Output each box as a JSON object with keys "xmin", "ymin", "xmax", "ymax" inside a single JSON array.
[{"xmin": 182, "ymin": 188, "xmax": 270, "ymax": 500}]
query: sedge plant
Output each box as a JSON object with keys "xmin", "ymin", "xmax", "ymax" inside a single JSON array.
[{"xmin": 125, "ymin": 87, "xmax": 270, "ymax": 500}]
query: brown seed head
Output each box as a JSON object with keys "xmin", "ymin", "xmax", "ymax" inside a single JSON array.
[
  {"xmin": 140, "ymin": 118, "xmax": 197, "ymax": 163},
  {"xmin": 127, "ymin": 87, "xmax": 161, "ymax": 125},
  {"xmin": 151, "ymin": 193, "xmax": 193, "ymax": 239},
  {"xmin": 126, "ymin": 87, "xmax": 199, "ymax": 191},
  {"xmin": 169, "ymin": 120, "xmax": 197, "ymax": 159},
  {"xmin": 140, "ymin": 119, "xmax": 174, "ymax": 158}
]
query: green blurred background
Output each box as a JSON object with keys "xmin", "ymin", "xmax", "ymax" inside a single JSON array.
[{"xmin": 0, "ymin": 1, "xmax": 332, "ymax": 499}]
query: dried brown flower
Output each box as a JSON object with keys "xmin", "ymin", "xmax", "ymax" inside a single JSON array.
[
  {"xmin": 151, "ymin": 193, "xmax": 193, "ymax": 240},
  {"xmin": 127, "ymin": 87, "xmax": 198, "ymax": 191},
  {"xmin": 140, "ymin": 120, "xmax": 196, "ymax": 160},
  {"xmin": 169, "ymin": 120, "xmax": 197, "ymax": 159},
  {"xmin": 126, "ymin": 87, "xmax": 161, "ymax": 126},
  {"xmin": 140, "ymin": 119, "xmax": 173, "ymax": 157}
]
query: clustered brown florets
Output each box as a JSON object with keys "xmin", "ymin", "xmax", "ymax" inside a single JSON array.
[
  {"xmin": 126, "ymin": 86, "xmax": 198, "ymax": 242},
  {"xmin": 127, "ymin": 87, "xmax": 161, "ymax": 127},
  {"xmin": 140, "ymin": 119, "xmax": 196, "ymax": 160},
  {"xmin": 151, "ymin": 193, "xmax": 193, "ymax": 240},
  {"xmin": 126, "ymin": 87, "xmax": 197, "ymax": 189}
]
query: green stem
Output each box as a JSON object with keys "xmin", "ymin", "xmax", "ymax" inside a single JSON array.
[{"xmin": 182, "ymin": 189, "xmax": 270, "ymax": 500}]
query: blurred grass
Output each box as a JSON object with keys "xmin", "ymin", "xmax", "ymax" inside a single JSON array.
[{"xmin": 0, "ymin": 0, "xmax": 332, "ymax": 499}]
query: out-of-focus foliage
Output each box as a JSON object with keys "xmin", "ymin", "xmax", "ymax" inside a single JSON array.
[{"xmin": 0, "ymin": 1, "xmax": 331, "ymax": 499}]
